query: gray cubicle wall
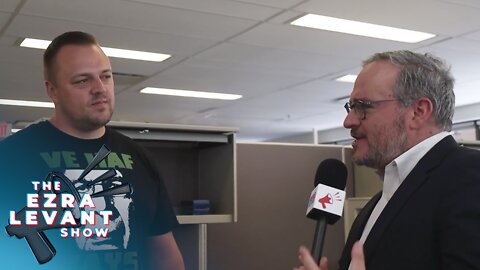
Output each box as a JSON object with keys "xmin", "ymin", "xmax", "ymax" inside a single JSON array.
[{"xmin": 207, "ymin": 142, "xmax": 354, "ymax": 270}]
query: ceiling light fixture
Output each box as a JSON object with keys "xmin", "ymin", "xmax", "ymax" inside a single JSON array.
[
  {"xmin": 291, "ymin": 14, "xmax": 436, "ymax": 43},
  {"xmin": 140, "ymin": 87, "xmax": 242, "ymax": 100},
  {"xmin": 335, "ymin": 74, "xmax": 357, "ymax": 83},
  {"xmin": 0, "ymin": 98, "xmax": 54, "ymax": 108},
  {"xmin": 20, "ymin": 38, "xmax": 171, "ymax": 62}
]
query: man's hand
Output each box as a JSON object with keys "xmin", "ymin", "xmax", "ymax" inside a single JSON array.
[
  {"xmin": 350, "ymin": 242, "xmax": 365, "ymax": 270},
  {"xmin": 294, "ymin": 241, "xmax": 365, "ymax": 270},
  {"xmin": 293, "ymin": 245, "xmax": 329, "ymax": 270}
]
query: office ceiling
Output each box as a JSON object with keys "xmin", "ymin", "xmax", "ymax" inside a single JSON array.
[{"xmin": 2, "ymin": 0, "xmax": 480, "ymax": 141}]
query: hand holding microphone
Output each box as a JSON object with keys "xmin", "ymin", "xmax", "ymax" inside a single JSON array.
[
  {"xmin": 294, "ymin": 241, "xmax": 365, "ymax": 270},
  {"xmin": 295, "ymin": 159, "xmax": 366, "ymax": 270},
  {"xmin": 306, "ymin": 159, "xmax": 347, "ymax": 262}
]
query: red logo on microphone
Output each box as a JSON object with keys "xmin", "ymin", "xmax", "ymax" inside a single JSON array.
[{"xmin": 318, "ymin": 192, "xmax": 343, "ymax": 209}]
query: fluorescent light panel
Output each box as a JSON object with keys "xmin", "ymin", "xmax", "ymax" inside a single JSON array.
[
  {"xmin": 140, "ymin": 87, "xmax": 242, "ymax": 100},
  {"xmin": 291, "ymin": 14, "xmax": 435, "ymax": 43},
  {"xmin": 0, "ymin": 98, "xmax": 54, "ymax": 108},
  {"xmin": 336, "ymin": 74, "xmax": 357, "ymax": 83},
  {"xmin": 20, "ymin": 38, "xmax": 170, "ymax": 62}
]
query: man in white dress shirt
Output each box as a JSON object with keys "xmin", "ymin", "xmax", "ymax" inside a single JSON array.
[{"xmin": 295, "ymin": 50, "xmax": 480, "ymax": 270}]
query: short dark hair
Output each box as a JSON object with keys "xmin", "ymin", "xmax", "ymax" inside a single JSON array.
[{"xmin": 43, "ymin": 31, "xmax": 98, "ymax": 82}]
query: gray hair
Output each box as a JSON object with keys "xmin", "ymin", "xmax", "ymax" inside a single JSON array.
[{"xmin": 363, "ymin": 50, "xmax": 455, "ymax": 131}]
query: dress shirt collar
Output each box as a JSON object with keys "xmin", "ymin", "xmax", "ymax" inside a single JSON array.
[{"xmin": 382, "ymin": 131, "xmax": 450, "ymax": 200}]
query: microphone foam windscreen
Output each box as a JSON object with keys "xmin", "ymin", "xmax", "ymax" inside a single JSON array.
[{"xmin": 314, "ymin": 159, "xmax": 347, "ymax": 190}]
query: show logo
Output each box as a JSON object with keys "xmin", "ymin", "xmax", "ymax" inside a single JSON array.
[{"xmin": 5, "ymin": 145, "xmax": 131, "ymax": 264}]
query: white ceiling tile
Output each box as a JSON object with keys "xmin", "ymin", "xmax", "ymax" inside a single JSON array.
[
  {"xmin": 416, "ymin": 39, "xmax": 480, "ymax": 83},
  {"xmin": 7, "ymin": 14, "xmax": 219, "ymax": 56},
  {"xmin": 129, "ymin": 0, "xmax": 283, "ymax": 20},
  {"xmin": 0, "ymin": 0, "xmax": 21, "ymax": 12},
  {"xmin": 21, "ymin": 0, "xmax": 258, "ymax": 40},
  {"xmin": 295, "ymin": 0, "xmax": 480, "ymax": 36},
  {"xmin": 267, "ymin": 10, "xmax": 303, "ymax": 24},
  {"xmin": 192, "ymin": 42, "xmax": 360, "ymax": 77},
  {"xmin": 457, "ymin": 29, "xmax": 480, "ymax": 42},
  {"xmin": 232, "ymin": 23, "xmax": 417, "ymax": 58},
  {"xmin": 0, "ymin": 35, "xmax": 17, "ymax": 45},
  {"xmin": 0, "ymin": 12, "xmax": 12, "ymax": 30},
  {"xmin": 2, "ymin": 0, "xmax": 480, "ymax": 141},
  {"xmin": 441, "ymin": 0, "xmax": 480, "ymax": 9},
  {"xmin": 0, "ymin": 46, "xmax": 44, "ymax": 100},
  {"xmin": 194, "ymin": 80, "xmax": 347, "ymax": 126},
  {"xmin": 233, "ymin": 0, "xmax": 304, "ymax": 9},
  {"xmin": 136, "ymin": 58, "xmax": 314, "ymax": 97},
  {"xmin": 114, "ymin": 90, "xmax": 234, "ymax": 123}
]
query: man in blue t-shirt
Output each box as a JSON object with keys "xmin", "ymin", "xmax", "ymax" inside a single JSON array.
[{"xmin": 0, "ymin": 31, "xmax": 185, "ymax": 270}]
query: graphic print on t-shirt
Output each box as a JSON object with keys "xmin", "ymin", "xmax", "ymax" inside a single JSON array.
[{"xmin": 1, "ymin": 123, "xmax": 178, "ymax": 269}]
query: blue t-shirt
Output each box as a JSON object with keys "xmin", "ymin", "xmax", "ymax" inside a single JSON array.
[{"xmin": 0, "ymin": 120, "xmax": 178, "ymax": 270}]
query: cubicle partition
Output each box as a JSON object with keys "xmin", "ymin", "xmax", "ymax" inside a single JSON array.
[
  {"xmin": 207, "ymin": 142, "xmax": 356, "ymax": 270},
  {"xmin": 109, "ymin": 121, "xmax": 376, "ymax": 270}
]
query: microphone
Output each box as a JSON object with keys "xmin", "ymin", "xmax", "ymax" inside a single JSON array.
[{"xmin": 306, "ymin": 159, "xmax": 347, "ymax": 263}]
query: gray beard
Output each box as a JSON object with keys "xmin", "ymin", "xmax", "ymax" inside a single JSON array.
[{"xmin": 354, "ymin": 119, "xmax": 408, "ymax": 170}]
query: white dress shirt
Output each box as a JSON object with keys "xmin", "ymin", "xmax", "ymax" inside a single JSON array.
[{"xmin": 348, "ymin": 131, "xmax": 449, "ymax": 269}]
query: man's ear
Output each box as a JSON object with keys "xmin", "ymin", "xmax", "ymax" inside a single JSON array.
[
  {"xmin": 45, "ymin": 80, "xmax": 58, "ymax": 103},
  {"xmin": 408, "ymin": 97, "xmax": 434, "ymax": 129}
]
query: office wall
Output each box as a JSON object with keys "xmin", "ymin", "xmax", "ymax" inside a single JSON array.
[
  {"xmin": 267, "ymin": 132, "xmax": 315, "ymax": 144},
  {"xmin": 207, "ymin": 142, "xmax": 354, "ymax": 270},
  {"xmin": 353, "ymin": 164, "xmax": 381, "ymax": 197}
]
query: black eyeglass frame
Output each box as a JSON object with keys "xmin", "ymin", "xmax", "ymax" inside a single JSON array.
[{"xmin": 344, "ymin": 99, "xmax": 398, "ymax": 120}]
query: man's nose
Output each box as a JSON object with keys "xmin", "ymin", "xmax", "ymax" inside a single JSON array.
[
  {"xmin": 91, "ymin": 77, "xmax": 107, "ymax": 93},
  {"xmin": 343, "ymin": 110, "xmax": 360, "ymax": 129}
]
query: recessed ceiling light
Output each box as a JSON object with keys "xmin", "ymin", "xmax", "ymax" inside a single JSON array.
[
  {"xmin": 140, "ymin": 87, "xmax": 242, "ymax": 100},
  {"xmin": 20, "ymin": 38, "xmax": 51, "ymax": 49},
  {"xmin": 11, "ymin": 128, "xmax": 21, "ymax": 133},
  {"xmin": 0, "ymin": 98, "xmax": 54, "ymax": 108},
  {"xmin": 291, "ymin": 14, "xmax": 436, "ymax": 43},
  {"xmin": 20, "ymin": 38, "xmax": 171, "ymax": 62},
  {"xmin": 335, "ymin": 74, "xmax": 357, "ymax": 83}
]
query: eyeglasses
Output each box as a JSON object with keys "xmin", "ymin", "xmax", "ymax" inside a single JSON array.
[{"xmin": 344, "ymin": 99, "xmax": 398, "ymax": 120}]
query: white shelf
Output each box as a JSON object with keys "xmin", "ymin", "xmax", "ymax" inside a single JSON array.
[{"xmin": 177, "ymin": 214, "xmax": 233, "ymax": 224}]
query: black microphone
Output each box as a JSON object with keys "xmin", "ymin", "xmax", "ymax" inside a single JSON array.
[{"xmin": 306, "ymin": 159, "xmax": 348, "ymax": 263}]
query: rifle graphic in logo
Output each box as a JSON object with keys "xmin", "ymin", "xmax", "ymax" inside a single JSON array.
[{"xmin": 5, "ymin": 145, "xmax": 131, "ymax": 264}]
